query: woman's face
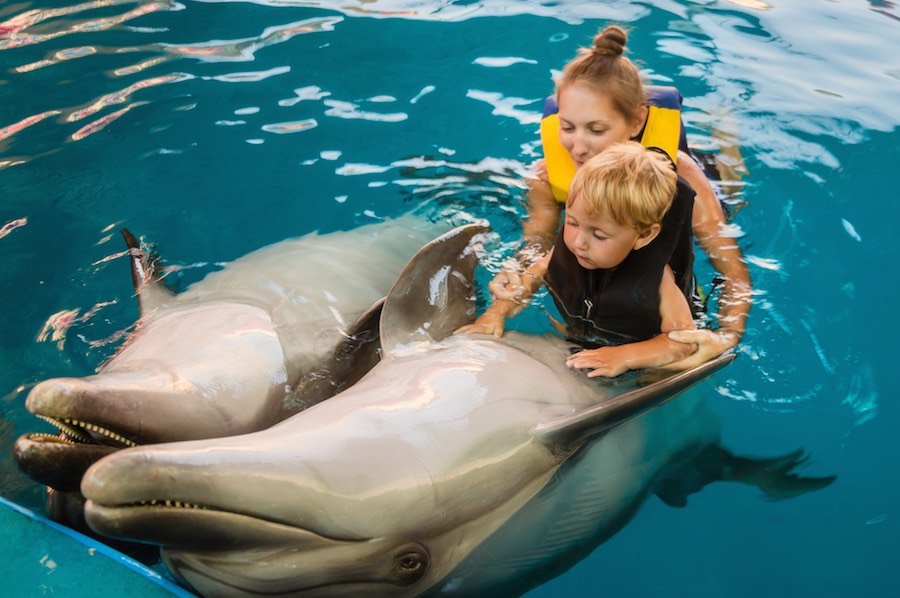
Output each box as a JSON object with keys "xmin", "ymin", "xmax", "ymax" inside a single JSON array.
[{"xmin": 557, "ymin": 81, "xmax": 644, "ymax": 169}]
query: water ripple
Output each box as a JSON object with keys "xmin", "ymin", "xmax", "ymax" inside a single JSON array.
[
  {"xmin": 0, "ymin": 0, "xmax": 171, "ymax": 52},
  {"xmin": 159, "ymin": 16, "xmax": 341, "ymax": 62},
  {"xmin": 0, "ymin": 110, "xmax": 60, "ymax": 142},
  {"xmin": 66, "ymin": 73, "xmax": 189, "ymax": 122}
]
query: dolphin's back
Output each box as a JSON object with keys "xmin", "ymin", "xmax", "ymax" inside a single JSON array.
[
  {"xmin": 172, "ymin": 216, "xmax": 451, "ymax": 377},
  {"xmin": 434, "ymin": 388, "xmax": 722, "ymax": 595},
  {"xmin": 179, "ymin": 216, "xmax": 448, "ymax": 311}
]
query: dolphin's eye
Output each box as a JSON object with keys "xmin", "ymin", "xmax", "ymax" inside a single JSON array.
[
  {"xmin": 393, "ymin": 550, "xmax": 429, "ymax": 583},
  {"xmin": 399, "ymin": 556, "xmax": 420, "ymax": 570}
]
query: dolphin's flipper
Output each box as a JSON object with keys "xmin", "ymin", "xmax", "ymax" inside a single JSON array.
[
  {"xmin": 534, "ymin": 353, "xmax": 736, "ymax": 451},
  {"xmin": 289, "ymin": 298, "xmax": 386, "ymax": 410},
  {"xmin": 380, "ymin": 223, "xmax": 489, "ymax": 353},
  {"xmin": 654, "ymin": 446, "xmax": 836, "ymax": 507},
  {"xmin": 121, "ymin": 228, "xmax": 174, "ymax": 315}
]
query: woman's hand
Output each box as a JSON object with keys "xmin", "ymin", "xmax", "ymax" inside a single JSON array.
[
  {"xmin": 566, "ymin": 346, "xmax": 631, "ymax": 378},
  {"xmin": 662, "ymin": 329, "xmax": 739, "ymax": 370},
  {"xmin": 454, "ymin": 311, "xmax": 507, "ymax": 338}
]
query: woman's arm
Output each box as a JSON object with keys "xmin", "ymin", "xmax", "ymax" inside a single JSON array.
[
  {"xmin": 489, "ymin": 162, "xmax": 561, "ymax": 301},
  {"xmin": 566, "ymin": 267, "xmax": 696, "ymax": 377},
  {"xmin": 670, "ymin": 152, "xmax": 751, "ymax": 365},
  {"xmin": 521, "ymin": 161, "xmax": 563, "ymax": 250},
  {"xmin": 456, "ymin": 253, "xmax": 552, "ymax": 337}
]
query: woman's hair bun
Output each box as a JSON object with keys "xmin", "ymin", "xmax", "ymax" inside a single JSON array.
[{"xmin": 593, "ymin": 25, "xmax": 627, "ymax": 57}]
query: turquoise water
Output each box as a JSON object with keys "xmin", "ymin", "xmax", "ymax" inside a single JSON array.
[{"xmin": 1, "ymin": 0, "xmax": 898, "ymax": 595}]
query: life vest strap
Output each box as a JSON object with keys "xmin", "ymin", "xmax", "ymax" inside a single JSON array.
[{"xmin": 540, "ymin": 85, "xmax": 686, "ymax": 205}]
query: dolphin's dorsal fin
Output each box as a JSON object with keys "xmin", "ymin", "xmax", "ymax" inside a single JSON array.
[
  {"xmin": 534, "ymin": 353, "xmax": 736, "ymax": 451},
  {"xmin": 289, "ymin": 297, "xmax": 386, "ymax": 410},
  {"xmin": 380, "ymin": 223, "xmax": 489, "ymax": 355},
  {"xmin": 121, "ymin": 229, "xmax": 174, "ymax": 316}
]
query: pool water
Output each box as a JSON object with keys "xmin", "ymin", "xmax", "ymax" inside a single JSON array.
[{"xmin": 1, "ymin": 0, "xmax": 898, "ymax": 595}]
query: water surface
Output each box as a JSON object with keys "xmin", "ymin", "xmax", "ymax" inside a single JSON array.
[{"xmin": 1, "ymin": 0, "xmax": 898, "ymax": 595}]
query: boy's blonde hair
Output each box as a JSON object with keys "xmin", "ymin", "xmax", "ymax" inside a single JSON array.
[{"xmin": 567, "ymin": 142, "xmax": 677, "ymax": 232}]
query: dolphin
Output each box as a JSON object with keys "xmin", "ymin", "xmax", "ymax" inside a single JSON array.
[
  {"xmin": 15, "ymin": 214, "xmax": 451, "ymax": 497},
  {"xmin": 80, "ymin": 225, "xmax": 834, "ymax": 596}
]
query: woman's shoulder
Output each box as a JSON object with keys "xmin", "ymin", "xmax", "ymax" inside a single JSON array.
[
  {"xmin": 531, "ymin": 158, "xmax": 549, "ymax": 180},
  {"xmin": 527, "ymin": 159, "xmax": 552, "ymax": 192}
]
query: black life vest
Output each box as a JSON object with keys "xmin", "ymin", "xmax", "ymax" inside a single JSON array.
[{"xmin": 544, "ymin": 177, "xmax": 696, "ymax": 346}]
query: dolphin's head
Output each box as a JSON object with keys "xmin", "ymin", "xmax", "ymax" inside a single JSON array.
[
  {"xmin": 15, "ymin": 301, "xmax": 289, "ymax": 492},
  {"xmin": 81, "ymin": 335, "xmax": 570, "ymax": 596}
]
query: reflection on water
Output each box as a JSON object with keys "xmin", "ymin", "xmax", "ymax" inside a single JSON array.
[
  {"xmin": 0, "ymin": 1, "xmax": 170, "ymax": 52},
  {"xmin": 0, "ymin": 0, "xmax": 898, "ymax": 595}
]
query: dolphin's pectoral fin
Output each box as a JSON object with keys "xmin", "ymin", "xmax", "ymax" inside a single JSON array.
[
  {"xmin": 121, "ymin": 228, "xmax": 175, "ymax": 316},
  {"xmin": 654, "ymin": 446, "xmax": 836, "ymax": 507},
  {"xmin": 721, "ymin": 448, "xmax": 836, "ymax": 499},
  {"xmin": 534, "ymin": 353, "xmax": 735, "ymax": 451},
  {"xmin": 654, "ymin": 445, "xmax": 728, "ymax": 507},
  {"xmin": 289, "ymin": 298, "xmax": 385, "ymax": 410},
  {"xmin": 380, "ymin": 223, "xmax": 489, "ymax": 354}
]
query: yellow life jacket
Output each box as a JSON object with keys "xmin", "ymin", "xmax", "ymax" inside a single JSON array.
[{"xmin": 540, "ymin": 85, "xmax": 688, "ymax": 204}]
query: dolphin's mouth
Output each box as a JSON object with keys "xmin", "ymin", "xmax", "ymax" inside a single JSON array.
[
  {"xmin": 14, "ymin": 412, "xmax": 138, "ymax": 492},
  {"xmin": 84, "ymin": 499, "xmax": 362, "ymax": 550},
  {"xmin": 33, "ymin": 414, "xmax": 137, "ymax": 448},
  {"xmin": 84, "ymin": 500, "xmax": 427, "ymax": 595}
]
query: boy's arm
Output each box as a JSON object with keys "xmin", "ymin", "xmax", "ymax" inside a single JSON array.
[
  {"xmin": 455, "ymin": 253, "xmax": 551, "ymax": 337},
  {"xmin": 566, "ymin": 266, "xmax": 696, "ymax": 377}
]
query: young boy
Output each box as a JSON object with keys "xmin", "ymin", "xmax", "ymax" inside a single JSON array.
[{"xmin": 457, "ymin": 142, "xmax": 696, "ymax": 378}]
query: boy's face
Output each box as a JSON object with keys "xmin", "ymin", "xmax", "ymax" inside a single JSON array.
[
  {"xmin": 557, "ymin": 81, "xmax": 645, "ymax": 169},
  {"xmin": 563, "ymin": 195, "xmax": 649, "ymax": 270}
]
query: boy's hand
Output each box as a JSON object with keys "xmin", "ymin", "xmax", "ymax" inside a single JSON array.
[
  {"xmin": 454, "ymin": 312, "xmax": 506, "ymax": 338},
  {"xmin": 566, "ymin": 346, "xmax": 631, "ymax": 378}
]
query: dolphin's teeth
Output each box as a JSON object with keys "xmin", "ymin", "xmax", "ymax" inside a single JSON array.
[
  {"xmin": 28, "ymin": 432, "xmax": 75, "ymax": 445},
  {"xmin": 130, "ymin": 499, "xmax": 210, "ymax": 510},
  {"xmin": 42, "ymin": 415, "xmax": 139, "ymax": 448},
  {"xmin": 36, "ymin": 415, "xmax": 92, "ymax": 444}
]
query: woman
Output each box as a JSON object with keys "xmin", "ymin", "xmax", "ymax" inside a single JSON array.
[{"xmin": 491, "ymin": 25, "xmax": 750, "ymax": 369}]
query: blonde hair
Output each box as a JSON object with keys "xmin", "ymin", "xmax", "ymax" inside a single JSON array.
[
  {"xmin": 558, "ymin": 25, "xmax": 645, "ymax": 124},
  {"xmin": 567, "ymin": 142, "xmax": 677, "ymax": 232}
]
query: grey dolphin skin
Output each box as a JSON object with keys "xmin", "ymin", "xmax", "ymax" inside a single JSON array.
[
  {"xmin": 14, "ymin": 215, "xmax": 450, "ymax": 498},
  {"xmin": 81, "ymin": 225, "xmax": 834, "ymax": 596}
]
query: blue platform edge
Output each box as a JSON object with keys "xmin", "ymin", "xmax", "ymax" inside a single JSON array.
[{"xmin": 0, "ymin": 495, "xmax": 194, "ymax": 596}]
